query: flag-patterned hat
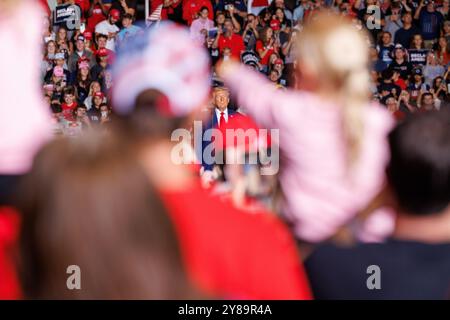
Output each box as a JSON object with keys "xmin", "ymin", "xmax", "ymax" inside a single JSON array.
[{"xmin": 112, "ymin": 22, "xmax": 211, "ymax": 117}]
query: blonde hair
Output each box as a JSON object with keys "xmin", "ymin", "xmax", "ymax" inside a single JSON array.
[{"xmin": 296, "ymin": 12, "xmax": 371, "ymax": 166}]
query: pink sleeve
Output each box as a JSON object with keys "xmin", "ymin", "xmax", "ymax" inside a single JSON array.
[
  {"xmin": 189, "ymin": 20, "xmax": 200, "ymax": 39},
  {"xmin": 223, "ymin": 65, "xmax": 292, "ymax": 130}
]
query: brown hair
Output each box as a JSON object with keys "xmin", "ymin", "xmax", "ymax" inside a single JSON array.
[
  {"xmin": 260, "ymin": 26, "xmax": 274, "ymax": 46},
  {"xmin": 115, "ymin": 89, "xmax": 185, "ymax": 141},
  {"xmin": 18, "ymin": 132, "xmax": 194, "ymax": 299},
  {"xmin": 44, "ymin": 40, "xmax": 57, "ymax": 58}
]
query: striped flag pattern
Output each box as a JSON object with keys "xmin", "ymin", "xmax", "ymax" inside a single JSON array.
[{"xmin": 147, "ymin": 3, "xmax": 163, "ymax": 26}]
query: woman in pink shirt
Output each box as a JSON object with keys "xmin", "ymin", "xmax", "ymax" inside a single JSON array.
[
  {"xmin": 218, "ymin": 13, "xmax": 395, "ymax": 243},
  {"xmin": 189, "ymin": 6, "xmax": 214, "ymax": 45}
]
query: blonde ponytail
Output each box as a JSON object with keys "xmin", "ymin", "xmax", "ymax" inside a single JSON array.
[
  {"xmin": 342, "ymin": 68, "xmax": 370, "ymax": 165},
  {"xmin": 296, "ymin": 12, "xmax": 371, "ymax": 167}
]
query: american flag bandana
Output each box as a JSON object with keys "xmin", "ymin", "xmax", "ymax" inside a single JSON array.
[{"xmin": 112, "ymin": 22, "xmax": 211, "ymax": 117}]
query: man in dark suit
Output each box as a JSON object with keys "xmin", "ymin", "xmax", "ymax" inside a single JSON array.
[
  {"xmin": 210, "ymin": 87, "xmax": 237, "ymax": 127},
  {"xmin": 201, "ymin": 87, "xmax": 239, "ymax": 177}
]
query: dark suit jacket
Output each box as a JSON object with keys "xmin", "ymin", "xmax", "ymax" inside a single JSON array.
[{"xmin": 201, "ymin": 107, "xmax": 238, "ymax": 171}]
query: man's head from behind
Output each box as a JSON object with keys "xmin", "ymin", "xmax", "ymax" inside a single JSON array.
[
  {"xmin": 112, "ymin": 22, "xmax": 210, "ymax": 138},
  {"xmin": 387, "ymin": 109, "xmax": 450, "ymax": 216}
]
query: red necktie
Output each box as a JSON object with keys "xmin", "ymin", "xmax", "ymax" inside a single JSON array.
[{"xmin": 219, "ymin": 112, "xmax": 225, "ymax": 128}]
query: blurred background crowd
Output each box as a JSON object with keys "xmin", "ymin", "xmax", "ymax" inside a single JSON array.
[
  {"xmin": 38, "ymin": 0, "xmax": 450, "ymax": 131},
  {"xmin": 0, "ymin": 0, "xmax": 449, "ymax": 300}
]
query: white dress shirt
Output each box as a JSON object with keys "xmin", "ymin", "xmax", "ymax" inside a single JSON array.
[{"xmin": 215, "ymin": 108, "xmax": 228, "ymax": 125}]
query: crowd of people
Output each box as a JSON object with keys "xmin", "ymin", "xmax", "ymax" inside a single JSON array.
[
  {"xmin": 38, "ymin": 0, "xmax": 450, "ymax": 132},
  {"xmin": 0, "ymin": 0, "xmax": 449, "ymax": 300}
]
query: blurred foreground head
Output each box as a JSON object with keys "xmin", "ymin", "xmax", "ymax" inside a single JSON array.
[
  {"xmin": 18, "ymin": 133, "xmax": 194, "ymax": 299},
  {"xmin": 387, "ymin": 109, "xmax": 450, "ymax": 216},
  {"xmin": 112, "ymin": 22, "xmax": 210, "ymax": 139}
]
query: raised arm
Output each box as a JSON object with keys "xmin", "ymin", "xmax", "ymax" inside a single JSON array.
[
  {"xmin": 229, "ymin": 8, "xmax": 241, "ymax": 33},
  {"xmin": 414, "ymin": 0, "xmax": 425, "ymax": 20},
  {"xmin": 119, "ymin": 0, "xmax": 136, "ymax": 16},
  {"xmin": 218, "ymin": 61, "xmax": 289, "ymax": 129},
  {"xmin": 211, "ymin": 27, "xmax": 221, "ymax": 49}
]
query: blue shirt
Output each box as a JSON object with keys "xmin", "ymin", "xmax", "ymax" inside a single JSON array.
[
  {"xmin": 116, "ymin": 25, "xmax": 142, "ymax": 49},
  {"xmin": 378, "ymin": 44, "xmax": 394, "ymax": 65}
]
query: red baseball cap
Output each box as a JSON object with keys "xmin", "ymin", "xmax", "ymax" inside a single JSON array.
[
  {"xmin": 94, "ymin": 91, "xmax": 104, "ymax": 99},
  {"xmin": 83, "ymin": 31, "xmax": 93, "ymax": 40},
  {"xmin": 274, "ymin": 58, "xmax": 284, "ymax": 65},
  {"xmin": 269, "ymin": 19, "xmax": 281, "ymax": 31},
  {"xmin": 110, "ymin": 9, "xmax": 121, "ymax": 19},
  {"xmin": 96, "ymin": 48, "xmax": 109, "ymax": 57},
  {"xmin": 78, "ymin": 56, "xmax": 89, "ymax": 63}
]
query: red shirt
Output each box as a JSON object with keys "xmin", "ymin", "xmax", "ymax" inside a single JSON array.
[
  {"xmin": 62, "ymin": 102, "xmax": 77, "ymax": 121},
  {"xmin": 182, "ymin": 0, "xmax": 213, "ymax": 26},
  {"xmin": 160, "ymin": 182, "xmax": 312, "ymax": 299},
  {"xmin": 394, "ymin": 79, "xmax": 407, "ymax": 91},
  {"xmin": 393, "ymin": 110, "xmax": 406, "ymax": 121},
  {"xmin": 255, "ymin": 40, "xmax": 276, "ymax": 66},
  {"xmin": 218, "ymin": 34, "xmax": 245, "ymax": 60},
  {"xmin": 87, "ymin": 5, "xmax": 106, "ymax": 33},
  {"xmin": 0, "ymin": 207, "xmax": 21, "ymax": 300},
  {"xmin": 438, "ymin": 51, "xmax": 450, "ymax": 66},
  {"xmin": 252, "ymin": 0, "xmax": 269, "ymax": 6},
  {"xmin": 75, "ymin": 0, "xmax": 91, "ymax": 15}
]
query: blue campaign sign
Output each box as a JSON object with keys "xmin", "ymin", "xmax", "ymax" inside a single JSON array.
[{"xmin": 53, "ymin": 4, "xmax": 79, "ymax": 26}]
